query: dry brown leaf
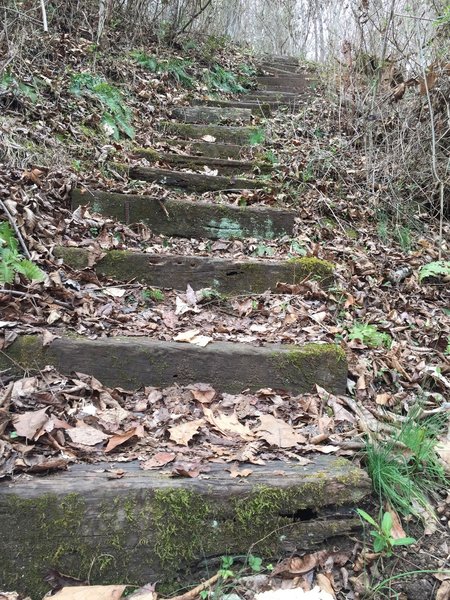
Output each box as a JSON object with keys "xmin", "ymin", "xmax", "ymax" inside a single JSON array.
[
  {"xmin": 67, "ymin": 424, "xmax": 109, "ymax": 446},
  {"xmin": 228, "ymin": 466, "xmax": 253, "ymax": 478},
  {"xmin": 50, "ymin": 585, "xmax": 127, "ymax": 600},
  {"xmin": 14, "ymin": 407, "xmax": 49, "ymax": 440},
  {"xmin": 105, "ymin": 425, "xmax": 144, "ymax": 453},
  {"xmin": 189, "ymin": 383, "xmax": 216, "ymax": 404},
  {"xmin": 169, "ymin": 419, "xmax": 204, "ymax": 445},
  {"xmin": 436, "ymin": 580, "xmax": 450, "ymax": 600},
  {"xmin": 203, "ymin": 407, "xmax": 253, "ymax": 440},
  {"xmin": 315, "ymin": 574, "xmax": 335, "ymax": 598},
  {"xmin": 140, "ymin": 452, "xmax": 176, "ymax": 469},
  {"xmin": 255, "ymin": 414, "xmax": 305, "ymax": 448}
]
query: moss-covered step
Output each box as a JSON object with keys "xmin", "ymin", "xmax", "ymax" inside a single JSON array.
[
  {"xmin": 0, "ymin": 457, "xmax": 370, "ymax": 597},
  {"xmin": 54, "ymin": 248, "xmax": 335, "ymax": 293},
  {"xmin": 165, "ymin": 140, "xmax": 244, "ymax": 159},
  {"xmin": 193, "ymin": 99, "xmax": 273, "ymax": 117},
  {"xmin": 171, "ymin": 106, "xmax": 253, "ymax": 124},
  {"xmin": 71, "ymin": 189, "xmax": 295, "ymax": 240},
  {"xmin": 161, "ymin": 121, "xmax": 265, "ymax": 145},
  {"xmin": 0, "ymin": 335, "xmax": 347, "ymax": 393},
  {"xmin": 133, "ymin": 148, "xmax": 272, "ymax": 175},
  {"xmin": 126, "ymin": 165, "xmax": 272, "ymax": 193},
  {"xmin": 243, "ymin": 91, "xmax": 300, "ymax": 103}
]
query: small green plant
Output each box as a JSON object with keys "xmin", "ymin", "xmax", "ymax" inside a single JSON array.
[
  {"xmin": 69, "ymin": 73, "xmax": 134, "ymax": 140},
  {"xmin": 263, "ymin": 149, "xmax": 279, "ymax": 165},
  {"xmin": 203, "ymin": 64, "xmax": 247, "ymax": 94},
  {"xmin": 248, "ymin": 554, "xmax": 263, "ymax": 572},
  {"xmin": 249, "ymin": 128, "xmax": 265, "ymax": 146},
  {"xmin": 142, "ymin": 288, "xmax": 165, "ymax": 302},
  {"xmin": 0, "ymin": 222, "xmax": 45, "ymax": 284},
  {"xmin": 219, "ymin": 555, "xmax": 235, "ymax": 580},
  {"xmin": 445, "ymin": 338, "xmax": 450, "ymax": 356},
  {"xmin": 364, "ymin": 408, "xmax": 449, "ymax": 518},
  {"xmin": 0, "ymin": 73, "xmax": 39, "ymax": 103},
  {"xmin": 419, "ymin": 260, "xmax": 450, "ymax": 282},
  {"xmin": 396, "ymin": 225, "xmax": 413, "ymax": 252},
  {"xmin": 348, "ymin": 322, "xmax": 392, "ymax": 348},
  {"xmin": 252, "ymin": 243, "xmax": 274, "ymax": 257},
  {"xmin": 356, "ymin": 509, "xmax": 416, "ymax": 556},
  {"xmin": 131, "ymin": 52, "xmax": 195, "ymax": 87}
]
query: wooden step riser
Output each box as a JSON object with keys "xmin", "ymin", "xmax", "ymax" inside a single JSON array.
[
  {"xmin": 127, "ymin": 165, "xmax": 268, "ymax": 193},
  {"xmin": 133, "ymin": 148, "xmax": 272, "ymax": 175},
  {"xmin": 0, "ymin": 457, "xmax": 370, "ymax": 597},
  {"xmin": 193, "ymin": 99, "xmax": 273, "ymax": 117},
  {"xmin": 55, "ymin": 248, "xmax": 335, "ymax": 293},
  {"xmin": 1, "ymin": 335, "xmax": 347, "ymax": 394},
  {"xmin": 165, "ymin": 140, "xmax": 244, "ymax": 159},
  {"xmin": 171, "ymin": 106, "xmax": 253, "ymax": 124},
  {"xmin": 71, "ymin": 189, "xmax": 295, "ymax": 240},
  {"xmin": 161, "ymin": 121, "xmax": 264, "ymax": 145}
]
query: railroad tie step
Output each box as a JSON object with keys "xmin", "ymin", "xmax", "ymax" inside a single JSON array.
[
  {"xmin": 71, "ymin": 189, "xmax": 295, "ymax": 240},
  {"xmin": 132, "ymin": 148, "xmax": 272, "ymax": 175},
  {"xmin": 256, "ymin": 75, "xmax": 318, "ymax": 93},
  {"xmin": 125, "ymin": 165, "xmax": 272, "ymax": 193},
  {"xmin": 161, "ymin": 121, "xmax": 264, "ymax": 145},
  {"xmin": 0, "ymin": 335, "xmax": 347, "ymax": 393},
  {"xmin": 171, "ymin": 105, "xmax": 253, "ymax": 124},
  {"xmin": 0, "ymin": 456, "xmax": 370, "ymax": 596},
  {"xmin": 192, "ymin": 99, "xmax": 273, "ymax": 117},
  {"xmin": 164, "ymin": 139, "xmax": 244, "ymax": 159},
  {"xmin": 54, "ymin": 248, "xmax": 335, "ymax": 293}
]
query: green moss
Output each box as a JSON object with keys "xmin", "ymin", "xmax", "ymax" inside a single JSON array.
[
  {"xmin": 161, "ymin": 121, "xmax": 258, "ymax": 145},
  {"xmin": 345, "ymin": 227, "xmax": 359, "ymax": 240},
  {"xmin": 54, "ymin": 246, "xmax": 89, "ymax": 269},
  {"xmin": 287, "ymin": 256, "xmax": 334, "ymax": 280}
]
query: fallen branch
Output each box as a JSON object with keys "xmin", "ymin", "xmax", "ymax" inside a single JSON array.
[
  {"xmin": 0, "ymin": 199, "xmax": 31, "ymax": 259},
  {"xmin": 163, "ymin": 572, "xmax": 221, "ymax": 600}
]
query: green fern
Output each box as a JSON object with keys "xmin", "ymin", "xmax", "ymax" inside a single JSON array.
[
  {"xmin": 69, "ymin": 73, "xmax": 134, "ymax": 140},
  {"xmin": 0, "ymin": 222, "xmax": 45, "ymax": 284},
  {"xmin": 131, "ymin": 52, "xmax": 195, "ymax": 87},
  {"xmin": 419, "ymin": 261, "xmax": 450, "ymax": 282},
  {"xmin": 348, "ymin": 322, "xmax": 392, "ymax": 348}
]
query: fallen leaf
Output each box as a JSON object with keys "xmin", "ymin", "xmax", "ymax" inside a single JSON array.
[
  {"xmin": 67, "ymin": 424, "xmax": 109, "ymax": 446},
  {"xmin": 51, "ymin": 584, "xmax": 127, "ymax": 600},
  {"xmin": 103, "ymin": 287, "xmax": 127, "ymax": 298},
  {"xmin": 189, "ymin": 383, "xmax": 216, "ymax": 404},
  {"xmin": 228, "ymin": 466, "xmax": 253, "ymax": 478},
  {"xmin": 203, "ymin": 407, "xmax": 253, "ymax": 441},
  {"xmin": 42, "ymin": 330, "xmax": 60, "ymax": 347},
  {"xmin": 14, "ymin": 407, "xmax": 49, "ymax": 440},
  {"xmin": 169, "ymin": 419, "xmax": 204, "ymax": 445},
  {"xmin": 256, "ymin": 414, "xmax": 305, "ymax": 448},
  {"xmin": 105, "ymin": 425, "xmax": 145, "ymax": 452},
  {"xmin": 436, "ymin": 580, "xmax": 450, "ymax": 600},
  {"xmin": 201, "ymin": 135, "xmax": 216, "ymax": 142},
  {"xmin": 140, "ymin": 452, "xmax": 176, "ymax": 469}
]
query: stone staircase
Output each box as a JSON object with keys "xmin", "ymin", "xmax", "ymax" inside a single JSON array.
[{"xmin": 0, "ymin": 58, "xmax": 370, "ymax": 596}]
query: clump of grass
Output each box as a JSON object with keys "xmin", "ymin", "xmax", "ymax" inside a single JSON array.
[
  {"xmin": 131, "ymin": 52, "xmax": 195, "ymax": 87},
  {"xmin": 364, "ymin": 407, "xmax": 449, "ymax": 518}
]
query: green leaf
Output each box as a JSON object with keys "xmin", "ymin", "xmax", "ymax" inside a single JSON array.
[
  {"xmin": 419, "ymin": 261, "xmax": 450, "ymax": 282},
  {"xmin": 248, "ymin": 554, "xmax": 263, "ymax": 572},
  {"xmin": 0, "ymin": 260, "xmax": 15, "ymax": 284},
  {"xmin": 15, "ymin": 259, "xmax": 46, "ymax": 282},
  {"xmin": 372, "ymin": 534, "xmax": 387, "ymax": 553},
  {"xmin": 356, "ymin": 508, "xmax": 378, "ymax": 527},
  {"xmin": 381, "ymin": 512, "xmax": 393, "ymax": 536},
  {"xmin": 391, "ymin": 537, "xmax": 416, "ymax": 546}
]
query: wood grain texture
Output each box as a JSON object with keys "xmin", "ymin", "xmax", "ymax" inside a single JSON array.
[
  {"xmin": 0, "ymin": 458, "xmax": 370, "ymax": 596},
  {"xmin": 0, "ymin": 335, "xmax": 347, "ymax": 394},
  {"xmin": 54, "ymin": 248, "xmax": 335, "ymax": 293},
  {"xmin": 127, "ymin": 165, "xmax": 267, "ymax": 192},
  {"xmin": 71, "ymin": 189, "xmax": 295, "ymax": 240},
  {"xmin": 171, "ymin": 106, "xmax": 252, "ymax": 124}
]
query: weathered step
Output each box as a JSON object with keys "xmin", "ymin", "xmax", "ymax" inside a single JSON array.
[
  {"xmin": 126, "ymin": 165, "xmax": 268, "ymax": 193},
  {"xmin": 193, "ymin": 99, "xmax": 273, "ymax": 117},
  {"xmin": 161, "ymin": 121, "xmax": 264, "ymax": 145},
  {"xmin": 71, "ymin": 189, "xmax": 294, "ymax": 240},
  {"xmin": 165, "ymin": 139, "xmax": 244, "ymax": 159},
  {"xmin": 244, "ymin": 91, "xmax": 300, "ymax": 103},
  {"xmin": 256, "ymin": 76, "xmax": 317, "ymax": 92},
  {"xmin": 54, "ymin": 248, "xmax": 335, "ymax": 293},
  {"xmin": 261, "ymin": 64, "xmax": 302, "ymax": 75},
  {"xmin": 0, "ymin": 457, "xmax": 370, "ymax": 597},
  {"xmin": 261, "ymin": 54, "xmax": 301, "ymax": 66},
  {"xmin": 133, "ymin": 148, "xmax": 272, "ymax": 175},
  {"xmin": 0, "ymin": 335, "xmax": 347, "ymax": 393},
  {"xmin": 171, "ymin": 105, "xmax": 253, "ymax": 124}
]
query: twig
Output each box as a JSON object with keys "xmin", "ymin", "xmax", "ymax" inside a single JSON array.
[
  {"xmin": 0, "ymin": 288, "xmax": 71, "ymax": 308},
  {"xmin": 0, "ymin": 199, "xmax": 31, "ymax": 259},
  {"xmin": 162, "ymin": 572, "xmax": 221, "ymax": 600},
  {"xmin": 40, "ymin": 0, "xmax": 48, "ymax": 32}
]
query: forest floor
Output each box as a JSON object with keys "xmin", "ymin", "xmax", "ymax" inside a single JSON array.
[{"xmin": 0, "ymin": 30, "xmax": 449, "ymax": 600}]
